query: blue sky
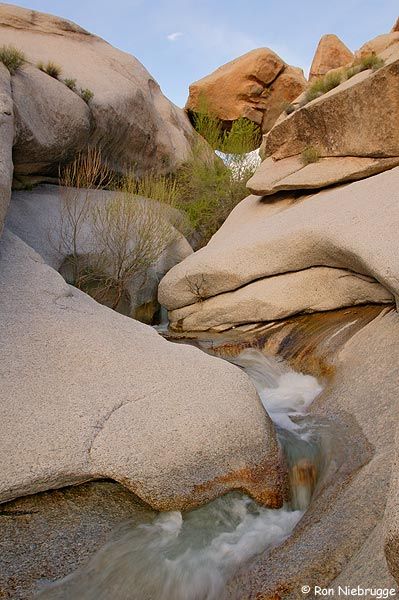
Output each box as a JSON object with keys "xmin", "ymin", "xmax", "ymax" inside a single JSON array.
[{"xmin": 13, "ymin": 0, "xmax": 399, "ymax": 106}]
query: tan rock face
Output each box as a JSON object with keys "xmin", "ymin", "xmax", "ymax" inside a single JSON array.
[
  {"xmin": 158, "ymin": 168, "xmax": 399, "ymax": 320},
  {"xmin": 392, "ymin": 17, "xmax": 399, "ymax": 32},
  {"xmin": 309, "ymin": 34, "xmax": 353, "ymax": 81},
  {"xmin": 355, "ymin": 32, "xmax": 399, "ymax": 59},
  {"xmin": 168, "ymin": 267, "xmax": 393, "ymax": 332},
  {"xmin": 247, "ymin": 155, "xmax": 399, "ymax": 196},
  {"xmin": 261, "ymin": 59, "xmax": 399, "ymax": 160},
  {"xmin": 185, "ymin": 48, "xmax": 307, "ymax": 134},
  {"xmin": 0, "ymin": 229, "xmax": 285, "ymax": 511},
  {"xmin": 0, "ymin": 4, "xmax": 197, "ymax": 178}
]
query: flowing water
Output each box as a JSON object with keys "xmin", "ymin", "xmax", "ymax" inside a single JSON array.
[{"xmin": 38, "ymin": 349, "xmax": 327, "ymax": 600}]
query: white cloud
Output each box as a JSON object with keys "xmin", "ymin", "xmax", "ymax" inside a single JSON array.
[{"xmin": 167, "ymin": 31, "xmax": 183, "ymax": 42}]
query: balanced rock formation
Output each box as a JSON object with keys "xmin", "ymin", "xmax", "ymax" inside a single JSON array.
[
  {"xmin": 159, "ymin": 168, "xmax": 399, "ymax": 330},
  {"xmin": 0, "ymin": 3, "xmax": 198, "ymax": 189},
  {"xmin": 253, "ymin": 51, "xmax": 399, "ymax": 195},
  {"xmin": 185, "ymin": 48, "xmax": 307, "ymax": 135},
  {"xmin": 0, "ymin": 228, "xmax": 284, "ymax": 511},
  {"xmin": 309, "ymin": 34, "xmax": 353, "ymax": 81}
]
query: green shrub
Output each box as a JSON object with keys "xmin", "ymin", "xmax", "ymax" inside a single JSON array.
[
  {"xmin": 359, "ymin": 53, "xmax": 384, "ymax": 71},
  {"xmin": 181, "ymin": 104, "xmax": 260, "ymax": 247},
  {"xmin": 80, "ymin": 88, "xmax": 94, "ymax": 103},
  {"xmin": 191, "ymin": 93, "xmax": 260, "ymax": 153},
  {"xmin": 64, "ymin": 77, "xmax": 77, "ymax": 91},
  {"xmin": 342, "ymin": 54, "xmax": 384, "ymax": 82},
  {"xmin": 343, "ymin": 64, "xmax": 362, "ymax": 80},
  {"xmin": 305, "ymin": 71, "xmax": 343, "ymax": 102},
  {"xmin": 37, "ymin": 60, "xmax": 62, "ymax": 79},
  {"xmin": 0, "ymin": 45, "xmax": 26, "ymax": 75},
  {"xmin": 191, "ymin": 106, "xmax": 223, "ymax": 151},
  {"xmin": 301, "ymin": 146, "xmax": 321, "ymax": 165}
]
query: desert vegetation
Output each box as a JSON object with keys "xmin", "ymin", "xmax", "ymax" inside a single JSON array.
[
  {"xmin": 0, "ymin": 45, "xmax": 26, "ymax": 74},
  {"xmin": 35, "ymin": 61, "xmax": 94, "ymax": 102},
  {"xmin": 302, "ymin": 53, "xmax": 385, "ymax": 106},
  {"xmin": 54, "ymin": 103, "xmax": 259, "ymax": 316},
  {"xmin": 305, "ymin": 71, "xmax": 342, "ymax": 102},
  {"xmin": 56, "ymin": 148, "xmax": 179, "ymax": 312},
  {"xmin": 63, "ymin": 77, "xmax": 77, "ymax": 91},
  {"xmin": 80, "ymin": 88, "xmax": 94, "ymax": 103},
  {"xmin": 178, "ymin": 102, "xmax": 260, "ymax": 246},
  {"xmin": 301, "ymin": 146, "xmax": 321, "ymax": 165},
  {"xmin": 37, "ymin": 60, "xmax": 62, "ymax": 79}
]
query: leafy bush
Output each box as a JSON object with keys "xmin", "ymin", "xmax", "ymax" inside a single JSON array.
[
  {"xmin": 37, "ymin": 61, "xmax": 62, "ymax": 79},
  {"xmin": 305, "ymin": 71, "xmax": 343, "ymax": 102},
  {"xmin": 80, "ymin": 88, "xmax": 94, "ymax": 103},
  {"xmin": 0, "ymin": 45, "xmax": 26, "ymax": 75},
  {"xmin": 301, "ymin": 146, "xmax": 321, "ymax": 165},
  {"xmin": 181, "ymin": 99, "xmax": 261, "ymax": 245},
  {"xmin": 64, "ymin": 77, "xmax": 77, "ymax": 91},
  {"xmin": 191, "ymin": 93, "xmax": 261, "ymax": 153}
]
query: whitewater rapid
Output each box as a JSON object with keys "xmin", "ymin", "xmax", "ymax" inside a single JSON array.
[{"xmin": 37, "ymin": 349, "xmax": 323, "ymax": 600}]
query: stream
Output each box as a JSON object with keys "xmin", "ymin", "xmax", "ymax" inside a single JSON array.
[{"xmin": 38, "ymin": 348, "xmax": 328, "ymax": 600}]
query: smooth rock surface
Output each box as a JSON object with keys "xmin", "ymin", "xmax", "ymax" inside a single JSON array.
[
  {"xmin": 0, "ymin": 481, "xmax": 154, "ymax": 600},
  {"xmin": 186, "ymin": 48, "xmax": 306, "ymax": 134},
  {"xmin": 247, "ymin": 155, "xmax": 399, "ymax": 195},
  {"xmin": 0, "ymin": 3, "xmax": 197, "ymax": 176},
  {"xmin": 12, "ymin": 66, "xmax": 91, "ymax": 175},
  {"xmin": 168, "ymin": 267, "xmax": 393, "ymax": 331},
  {"xmin": 0, "ymin": 63, "xmax": 13, "ymax": 234},
  {"xmin": 0, "ymin": 229, "xmax": 284, "ymax": 511},
  {"xmin": 384, "ymin": 427, "xmax": 399, "ymax": 584},
  {"xmin": 309, "ymin": 34, "xmax": 353, "ymax": 80},
  {"xmin": 159, "ymin": 168, "xmax": 399, "ymax": 312}
]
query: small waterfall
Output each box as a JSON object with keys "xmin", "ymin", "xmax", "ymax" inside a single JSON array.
[
  {"xmin": 37, "ymin": 349, "xmax": 325, "ymax": 600},
  {"xmin": 153, "ymin": 305, "xmax": 169, "ymax": 333}
]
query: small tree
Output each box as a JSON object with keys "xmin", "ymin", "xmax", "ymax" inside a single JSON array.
[
  {"xmin": 89, "ymin": 188, "xmax": 179, "ymax": 310},
  {"xmin": 57, "ymin": 147, "xmax": 114, "ymax": 285}
]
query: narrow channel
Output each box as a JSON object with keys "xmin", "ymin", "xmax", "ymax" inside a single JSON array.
[{"xmin": 37, "ymin": 349, "xmax": 329, "ymax": 600}]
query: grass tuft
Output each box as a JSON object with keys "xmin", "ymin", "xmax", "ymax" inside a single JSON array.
[
  {"xmin": 80, "ymin": 88, "xmax": 94, "ymax": 103},
  {"xmin": 358, "ymin": 53, "xmax": 385, "ymax": 71},
  {"xmin": 305, "ymin": 71, "xmax": 342, "ymax": 103},
  {"xmin": 37, "ymin": 60, "xmax": 62, "ymax": 79},
  {"xmin": 301, "ymin": 146, "xmax": 321, "ymax": 165},
  {"xmin": 0, "ymin": 45, "xmax": 26, "ymax": 75},
  {"xmin": 63, "ymin": 77, "xmax": 77, "ymax": 91}
]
